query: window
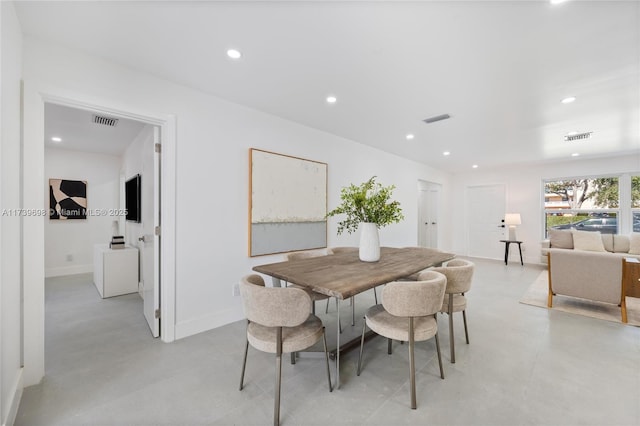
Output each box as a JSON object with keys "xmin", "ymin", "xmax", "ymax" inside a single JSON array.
[
  {"xmin": 544, "ymin": 177, "xmax": 620, "ymax": 236},
  {"xmin": 632, "ymin": 175, "xmax": 640, "ymax": 232}
]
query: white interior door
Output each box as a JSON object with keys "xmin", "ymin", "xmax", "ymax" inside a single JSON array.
[
  {"xmin": 142, "ymin": 126, "xmax": 161, "ymax": 337},
  {"xmin": 418, "ymin": 181, "xmax": 441, "ymax": 248},
  {"xmin": 467, "ymin": 184, "xmax": 505, "ymax": 259}
]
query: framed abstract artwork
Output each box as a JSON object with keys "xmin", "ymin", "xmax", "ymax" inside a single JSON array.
[
  {"xmin": 49, "ymin": 179, "xmax": 87, "ymax": 220},
  {"xmin": 249, "ymin": 149, "xmax": 327, "ymax": 256}
]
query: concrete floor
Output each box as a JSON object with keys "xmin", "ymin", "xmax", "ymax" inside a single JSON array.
[{"xmin": 16, "ymin": 258, "xmax": 640, "ymax": 425}]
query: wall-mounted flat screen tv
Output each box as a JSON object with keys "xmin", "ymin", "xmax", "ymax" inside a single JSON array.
[{"xmin": 125, "ymin": 174, "xmax": 141, "ymax": 223}]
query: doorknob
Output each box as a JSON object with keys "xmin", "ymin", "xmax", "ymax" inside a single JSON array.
[
  {"xmin": 431, "ymin": 222, "xmax": 437, "ymax": 225},
  {"xmin": 138, "ymin": 236, "xmax": 145, "ymax": 242}
]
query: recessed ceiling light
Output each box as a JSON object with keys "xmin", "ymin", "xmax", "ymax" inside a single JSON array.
[
  {"xmin": 550, "ymin": 0, "xmax": 568, "ymax": 5},
  {"xmin": 561, "ymin": 96, "xmax": 576, "ymax": 104},
  {"xmin": 443, "ymin": 151, "xmax": 450, "ymax": 156},
  {"xmin": 326, "ymin": 95, "xmax": 337, "ymax": 104},
  {"xmin": 472, "ymin": 164, "xmax": 478, "ymax": 169},
  {"xmin": 226, "ymin": 49, "xmax": 242, "ymax": 59},
  {"xmin": 406, "ymin": 134, "xmax": 415, "ymax": 140},
  {"xmin": 571, "ymin": 153, "xmax": 580, "ymax": 157},
  {"xmin": 51, "ymin": 137, "xmax": 62, "ymax": 142}
]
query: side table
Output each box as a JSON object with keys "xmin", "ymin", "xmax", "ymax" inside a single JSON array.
[
  {"xmin": 93, "ymin": 244, "xmax": 139, "ymax": 298},
  {"xmin": 621, "ymin": 257, "xmax": 640, "ymax": 324},
  {"xmin": 500, "ymin": 240, "xmax": 523, "ymax": 265}
]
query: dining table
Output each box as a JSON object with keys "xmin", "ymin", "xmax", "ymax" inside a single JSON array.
[{"xmin": 253, "ymin": 246, "xmax": 455, "ymax": 389}]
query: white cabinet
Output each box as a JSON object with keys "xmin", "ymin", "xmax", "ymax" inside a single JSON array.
[{"xmin": 93, "ymin": 244, "xmax": 139, "ymax": 298}]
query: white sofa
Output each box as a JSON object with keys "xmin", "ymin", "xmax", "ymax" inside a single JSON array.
[{"xmin": 543, "ymin": 230, "xmax": 640, "ymax": 323}]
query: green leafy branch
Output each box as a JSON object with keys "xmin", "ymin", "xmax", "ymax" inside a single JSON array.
[{"xmin": 326, "ymin": 176, "xmax": 404, "ymax": 235}]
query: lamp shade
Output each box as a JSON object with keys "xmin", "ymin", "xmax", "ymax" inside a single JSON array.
[{"xmin": 504, "ymin": 213, "xmax": 521, "ymax": 226}]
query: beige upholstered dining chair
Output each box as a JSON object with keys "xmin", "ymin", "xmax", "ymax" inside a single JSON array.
[
  {"xmin": 238, "ymin": 274, "xmax": 332, "ymax": 426},
  {"xmin": 356, "ymin": 270, "xmax": 446, "ymax": 409},
  {"xmin": 432, "ymin": 259, "xmax": 474, "ymax": 364},
  {"xmin": 285, "ymin": 250, "xmax": 338, "ymax": 316}
]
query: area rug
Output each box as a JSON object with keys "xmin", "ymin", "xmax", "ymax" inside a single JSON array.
[{"xmin": 520, "ymin": 271, "xmax": 640, "ymax": 327}]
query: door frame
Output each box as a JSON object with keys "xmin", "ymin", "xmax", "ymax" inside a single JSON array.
[{"xmin": 22, "ymin": 82, "xmax": 177, "ymax": 386}]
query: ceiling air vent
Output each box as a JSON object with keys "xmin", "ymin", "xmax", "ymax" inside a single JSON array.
[
  {"xmin": 92, "ymin": 115, "xmax": 119, "ymax": 127},
  {"xmin": 564, "ymin": 131, "xmax": 592, "ymax": 142},
  {"xmin": 423, "ymin": 114, "xmax": 451, "ymax": 124}
]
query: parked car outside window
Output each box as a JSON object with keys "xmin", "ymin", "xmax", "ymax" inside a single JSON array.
[{"xmin": 552, "ymin": 218, "xmax": 618, "ymax": 234}]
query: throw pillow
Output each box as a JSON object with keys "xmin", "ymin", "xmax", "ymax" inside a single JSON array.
[
  {"xmin": 548, "ymin": 229, "xmax": 574, "ymax": 249},
  {"xmin": 613, "ymin": 234, "xmax": 631, "ymax": 253},
  {"xmin": 629, "ymin": 233, "xmax": 640, "ymax": 255},
  {"xmin": 571, "ymin": 230, "xmax": 605, "ymax": 252}
]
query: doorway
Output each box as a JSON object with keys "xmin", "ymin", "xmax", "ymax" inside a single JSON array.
[
  {"xmin": 466, "ymin": 184, "xmax": 506, "ymax": 259},
  {"xmin": 418, "ymin": 180, "xmax": 441, "ymax": 249},
  {"xmin": 22, "ymin": 85, "xmax": 177, "ymax": 386},
  {"xmin": 44, "ymin": 102, "xmax": 161, "ymax": 337}
]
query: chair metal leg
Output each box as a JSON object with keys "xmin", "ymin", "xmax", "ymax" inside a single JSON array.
[
  {"xmin": 435, "ymin": 328, "xmax": 444, "ymax": 379},
  {"xmin": 239, "ymin": 337, "xmax": 249, "ymax": 391},
  {"xmin": 388, "ymin": 338, "xmax": 392, "ymax": 354},
  {"xmin": 240, "ymin": 320, "xmax": 250, "ymax": 391},
  {"xmin": 462, "ymin": 310, "xmax": 469, "ymax": 344},
  {"xmin": 409, "ymin": 317, "xmax": 417, "ymax": 410},
  {"xmin": 325, "ymin": 298, "xmax": 330, "ymax": 313},
  {"xmin": 373, "ymin": 287, "xmax": 378, "ymax": 304},
  {"xmin": 274, "ymin": 327, "xmax": 283, "ymax": 426},
  {"xmin": 448, "ymin": 295, "xmax": 455, "ymax": 364},
  {"xmin": 321, "ymin": 328, "xmax": 333, "ymax": 392},
  {"xmin": 290, "ymin": 352, "xmax": 296, "ymax": 365},
  {"xmin": 357, "ymin": 318, "xmax": 367, "ymax": 376}
]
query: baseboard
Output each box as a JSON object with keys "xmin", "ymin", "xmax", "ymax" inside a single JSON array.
[
  {"xmin": 3, "ymin": 367, "xmax": 23, "ymax": 426},
  {"xmin": 175, "ymin": 307, "xmax": 244, "ymax": 340},
  {"xmin": 45, "ymin": 264, "xmax": 92, "ymax": 278}
]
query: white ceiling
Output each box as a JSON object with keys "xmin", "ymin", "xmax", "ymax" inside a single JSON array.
[
  {"xmin": 17, "ymin": 1, "xmax": 640, "ymax": 172},
  {"xmin": 44, "ymin": 103, "xmax": 146, "ymax": 156}
]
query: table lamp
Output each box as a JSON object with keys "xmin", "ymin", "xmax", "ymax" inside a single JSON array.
[{"xmin": 504, "ymin": 213, "xmax": 521, "ymax": 241}]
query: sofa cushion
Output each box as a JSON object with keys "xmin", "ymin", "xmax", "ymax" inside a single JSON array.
[
  {"xmin": 548, "ymin": 229, "xmax": 573, "ymax": 249},
  {"xmin": 613, "ymin": 234, "xmax": 631, "ymax": 253},
  {"xmin": 571, "ymin": 230, "xmax": 605, "ymax": 252},
  {"xmin": 629, "ymin": 233, "xmax": 640, "ymax": 255},
  {"xmin": 601, "ymin": 234, "xmax": 614, "ymax": 252}
]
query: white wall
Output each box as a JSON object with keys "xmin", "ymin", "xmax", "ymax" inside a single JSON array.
[
  {"xmin": 44, "ymin": 148, "xmax": 122, "ymax": 277},
  {"xmin": 451, "ymin": 155, "xmax": 640, "ymax": 264},
  {"xmin": 1, "ymin": 1, "xmax": 24, "ymax": 424},
  {"xmin": 20, "ymin": 37, "xmax": 453, "ymax": 384}
]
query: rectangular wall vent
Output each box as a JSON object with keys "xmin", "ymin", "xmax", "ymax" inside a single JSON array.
[
  {"xmin": 564, "ymin": 132, "xmax": 592, "ymax": 142},
  {"xmin": 423, "ymin": 113, "xmax": 451, "ymax": 124},
  {"xmin": 92, "ymin": 115, "xmax": 119, "ymax": 127}
]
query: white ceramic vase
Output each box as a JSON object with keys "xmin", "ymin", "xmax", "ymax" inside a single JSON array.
[{"xmin": 359, "ymin": 222, "xmax": 380, "ymax": 262}]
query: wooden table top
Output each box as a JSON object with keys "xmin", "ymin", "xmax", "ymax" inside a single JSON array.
[{"xmin": 253, "ymin": 247, "xmax": 455, "ymax": 300}]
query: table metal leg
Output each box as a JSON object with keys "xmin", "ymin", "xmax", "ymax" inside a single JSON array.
[
  {"xmin": 336, "ymin": 298, "xmax": 341, "ymax": 389},
  {"xmin": 504, "ymin": 242, "xmax": 509, "ymax": 265},
  {"xmin": 271, "ymin": 277, "xmax": 283, "ymax": 288},
  {"xmin": 518, "ymin": 243, "xmax": 523, "ymax": 265}
]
